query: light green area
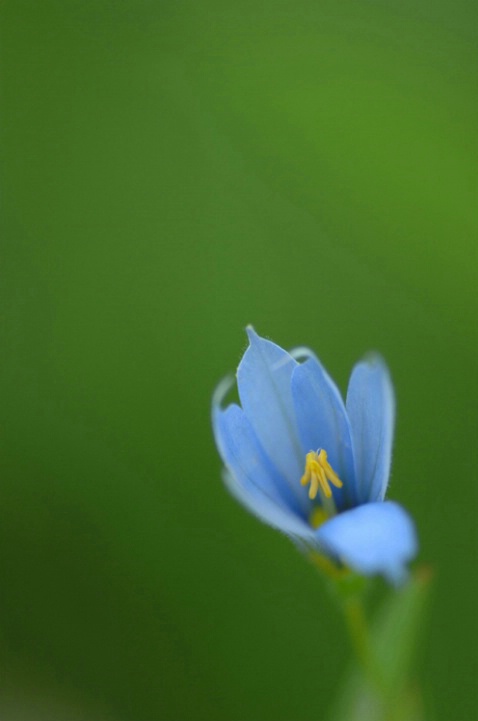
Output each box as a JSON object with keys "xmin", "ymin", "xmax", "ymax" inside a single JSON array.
[
  {"xmin": 1, "ymin": 2, "xmax": 477, "ymax": 719},
  {"xmin": 331, "ymin": 570, "xmax": 432, "ymax": 721}
]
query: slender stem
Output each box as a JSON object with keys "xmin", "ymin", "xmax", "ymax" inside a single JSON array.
[
  {"xmin": 342, "ymin": 596, "xmax": 383, "ymax": 688},
  {"xmin": 342, "ymin": 596, "xmax": 398, "ymax": 721}
]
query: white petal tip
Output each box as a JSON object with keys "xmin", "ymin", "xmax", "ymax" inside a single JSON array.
[
  {"xmin": 212, "ymin": 374, "xmax": 235, "ymax": 413},
  {"xmin": 245, "ymin": 325, "xmax": 258, "ymax": 344},
  {"xmin": 362, "ymin": 352, "xmax": 389, "ymax": 371}
]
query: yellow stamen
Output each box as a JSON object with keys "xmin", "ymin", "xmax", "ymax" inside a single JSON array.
[{"xmin": 300, "ymin": 449, "xmax": 343, "ymax": 500}]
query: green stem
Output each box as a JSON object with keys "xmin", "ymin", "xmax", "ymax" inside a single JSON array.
[
  {"xmin": 342, "ymin": 596, "xmax": 398, "ymax": 721},
  {"xmin": 342, "ymin": 596, "xmax": 383, "ymax": 688}
]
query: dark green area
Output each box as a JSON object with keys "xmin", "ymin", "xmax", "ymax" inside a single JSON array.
[{"xmin": 1, "ymin": 1, "xmax": 477, "ymax": 719}]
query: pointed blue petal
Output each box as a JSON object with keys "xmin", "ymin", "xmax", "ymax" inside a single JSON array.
[
  {"xmin": 316, "ymin": 502, "xmax": 417, "ymax": 584},
  {"xmin": 223, "ymin": 469, "xmax": 315, "ymax": 540},
  {"xmin": 291, "ymin": 355, "xmax": 357, "ymax": 508},
  {"xmin": 212, "ymin": 394, "xmax": 311, "ymax": 525},
  {"xmin": 212, "ymin": 402, "xmax": 314, "ymax": 539},
  {"xmin": 346, "ymin": 355, "xmax": 395, "ymax": 502},
  {"xmin": 237, "ymin": 328, "xmax": 304, "ymax": 492}
]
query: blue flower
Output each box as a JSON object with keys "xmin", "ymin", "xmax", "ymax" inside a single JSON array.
[{"xmin": 212, "ymin": 328, "xmax": 417, "ymax": 584}]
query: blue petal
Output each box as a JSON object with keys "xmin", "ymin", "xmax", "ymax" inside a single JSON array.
[
  {"xmin": 223, "ymin": 469, "xmax": 315, "ymax": 540},
  {"xmin": 291, "ymin": 355, "xmax": 357, "ymax": 508},
  {"xmin": 345, "ymin": 355, "xmax": 395, "ymax": 502},
  {"xmin": 316, "ymin": 502, "xmax": 417, "ymax": 584},
  {"xmin": 212, "ymin": 402, "xmax": 315, "ymax": 539},
  {"xmin": 237, "ymin": 328, "xmax": 305, "ymax": 493}
]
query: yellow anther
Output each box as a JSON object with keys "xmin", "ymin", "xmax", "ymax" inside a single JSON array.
[{"xmin": 300, "ymin": 449, "xmax": 343, "ymax": 500}]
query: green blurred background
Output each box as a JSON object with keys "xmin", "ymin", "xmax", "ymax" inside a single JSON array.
[{"xmin": 1, "ymin": 1, "xmax": 477, "ymax": 719}]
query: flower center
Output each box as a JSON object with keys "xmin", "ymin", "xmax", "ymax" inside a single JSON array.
[
  {"xmin": 300, "ymin": 449, "xmax": 343, "ymax": 500},
  {"xmin": 309, "ymin": 506, "xmax": 328, "ymax": 529}
]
